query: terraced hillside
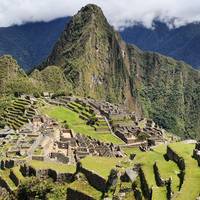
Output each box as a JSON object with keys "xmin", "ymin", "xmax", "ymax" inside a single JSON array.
[
  {"xmin": 36, "ymin": 4, "xmax": 200, "ymax": 139},
  {"xmin": 3, "ymin": 98, "xmax": 36, "ymax": 130},
  {"xmin": 66, "ymin": 100, "xmax": 111, "ymax": 134},
  {"xmin": 0, "ymin": 142, "xmax": 199, "ymax": 199},
  {"xmin": 39, "ymin": 103, "xmax": 123, "ymax": 144}
]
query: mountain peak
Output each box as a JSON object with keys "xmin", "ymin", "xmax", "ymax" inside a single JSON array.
[
  {"xmin": 42, "ymin": 3, "xmax": 114, "ymax": 69},
  {"xmin": 79, "ymin": 4, "xmax": 103, "ymax": 15}
]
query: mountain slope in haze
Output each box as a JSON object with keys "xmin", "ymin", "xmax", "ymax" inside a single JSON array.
[
  {"xmin": 1, "ymin": 17, "xmax": 200, "ymax": 71},
  {"xmin": 0, "ymin": 55, "xmax": 40, "ymax": 96},
  {"xmin": 121, "ymin": 21, "xmax": 200, "ymax": 69},
  {"xmin": 35, "ymin": 4, "xmax": 200, "ymax": 138},
  {"xmin": 0, "ymin": 17, "xmax": 69, "ymax": 72}
]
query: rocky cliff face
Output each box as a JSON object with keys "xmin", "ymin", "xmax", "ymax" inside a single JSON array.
[
  {"xmin": 36, "ymin": 4, "xmax": 200, "ymax": 138},
  {"xmin": 40, "ymin": 4, "xmax": 131, "ymax": 105}
]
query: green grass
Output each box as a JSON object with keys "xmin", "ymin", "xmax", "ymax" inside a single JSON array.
[
  {"xmin": 0, "ymin": 169, "xmax": 17, "ymax": 190},
  {"xmin": 39, "ymin": 105, "xmax": 123, "ymax": 144},
  {"xmin": 69, "ymin": 179, "xmax": 102, "ymax": 199},
  {"xmin": 125, "ymin": 143, "xmax": 200, "ymax": 199},
  {"xmin": 122, "ymin": 147, "xmax": 142, "ymax": 156},
  {"xmin": 128, "ymin": 145, "xmax": 180, "ymax": 199},
  {"xmin": 27, "ymin": 160, "xmax": 76, "ymax": 174},
  {"xmin": 34, "ymin": 147, "xmax": 44, "ymax": 155},
  {"xmin": 168, "ymin": 142, "xmax": 200, "ymax": 200},
  {"xmin": 12, "ymin": 166, "xmax": 25, "ymax": 182},
  {"xmin": 81, "ymin": 156, "xmax": 122, "ymax": 179}
]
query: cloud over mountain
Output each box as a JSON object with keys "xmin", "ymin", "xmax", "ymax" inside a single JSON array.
[{"xmin": 1, "ymin": 0, "xmax": 200, "ymax": 29}]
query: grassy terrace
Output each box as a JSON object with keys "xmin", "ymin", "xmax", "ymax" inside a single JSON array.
[
  {"xmin": 168, "ymin": 142, "xmax": 200, "ymax": 200},
  {"xmin": 81, "ymin": 156, "xmax": 122, "ymax": 179},
  {"xmin": 4, "ymin": 98, "xmax": 36, "ymax": 130},
  {"xmin": 69, "ymin": 179, "xmax": 102, "ymax": 199},
  {"xmin": 39, "ymin": 105, "xmax": 123, "ymax": 144},
  {"xmin": 123, "ymin": 145, "xmax": 180, "ymax": 199},
  {"xmin": 27, "ymin": 160, "xmax": 76, "ymax": 174},
  {"xmin": 12, "ymin": 166, "xmax": 25, "ymax": 182},
  {"xmin": 0, "ymin": 169, "xmax": 17, "ymax": 191}
]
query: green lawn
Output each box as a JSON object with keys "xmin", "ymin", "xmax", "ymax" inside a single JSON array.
[
  {"xmin": 27, "ymin": 160, "xmax": 76, "ymax": 173},
  {"xmin": 81, "ymin": 156, "xmax": 122, "ymax": 179},
  {"xmin": 0, "ymin": 169, "xmax": 17, "ymax": 190},
  {"xmin": 12, "ymin": 166, "xmax": 25, "ymax": 182},
  {"xmin": 69, "ymin": 179, "xmax": 102, "ymax": 199},
  {"xmin": 128, "ymin": 145, "xmax": 180, "ymax": 199},
  {"xmin": 168, "ymin": 142, "xmax": 200, "ymax": 200},
  {"xmin": 39, "ymin": 105, "xmax": 123, "ymax": 144}
]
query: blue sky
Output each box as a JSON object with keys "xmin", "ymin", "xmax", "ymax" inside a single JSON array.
[{"xmin": 1, "ymin": 0, "xmax": 200, "ymax": 29}]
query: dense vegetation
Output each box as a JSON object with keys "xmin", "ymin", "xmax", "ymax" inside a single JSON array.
[
  {"xmin": 36, "ymin": 4, "xmax": 200, "ymax": 139},
  {"xmin": 0, "ymin": 4, "xmax": 200, "ymax": 138},
  {"xmin": 1, "ymin": 17, "xmax": 200, "ymax": 71},
  {"xmin": 1, "ymin": 142, "xmax": 199, "ymax": 200}
]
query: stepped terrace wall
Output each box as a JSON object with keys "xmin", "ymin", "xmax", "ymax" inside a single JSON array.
[
  {"xmin": 79, "ymin": 165, "xmax": 107, "ymax": 192},
  {"xmin": 9, "ymin": 170, "xmax": 19, "ymax": 186},
  {"xmin": 153, "ymin": 162, "xmax": 165, "ymax": 187},
  {"xmin": 193, "ymin": 142, "xmax": 200, "ymax": 166},
  {"xmin": 166, "ymin": 146, "xmax": 185, "ymax": 170},
  {"xmin": 67, "ymin": 187, "xmax": 95, "ymax": 200},
  {"xmin": 0, "ymin": 159, "xmax": 26, "ymax": 170},
  {"xmin": 20, "ymin": 164, "xmax": 74, "ymax": 183},
  {"xmin": 166, "ymin": 145, "xmax": 185, "ymax": 191},
  {"xmin": 138, "ymin": 168, "xmax": 152, "ymax": 200},
  {"xmin": 0, "ymin": 176, "xmax": 12, "ymax": 193}
]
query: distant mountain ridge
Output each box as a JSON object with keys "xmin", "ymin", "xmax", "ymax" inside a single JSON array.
[
  {"xmin": 0, "ymin": 17, "xmax": 70, "ymax": 72},
  {"xmin": 1, "ymin": 16, "xmax": 200, "ymax": 71},
  {"xmin": 120, "ymin": 21, "xmax": 200, "ymax": 69},
  {"xmin": 33, "ymin": 4, "xmax": 200, "ymax": 138}
]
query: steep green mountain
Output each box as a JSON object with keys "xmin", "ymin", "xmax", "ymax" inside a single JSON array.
[
  {"xmin": 33, "ymin": 4, "xmax": 200, "ymax": 138},
  {"xmin": 0, "ymin": 55, "xmax": 40, "ymax": 96},
  {"xmin": 31, "ymin": 66, "xmax": 72, "ymax": 94},
  {"xmin": 0, "ymin": 55, "xmax": 35, "ymax": 124},
  {"xmin": 39, "ymin": 4, "xmax": 131, "ymax": 105}
]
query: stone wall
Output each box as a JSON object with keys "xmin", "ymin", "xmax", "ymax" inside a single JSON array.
[
  {"xmin": 166, "ymin": 178, "xmax": 172, "ymax": 200},
  {"xmin": 48, "ymin": 169, "xmax": 74, "ymax": 183},
  {"xmin": 20, "ymin": 164, "xmax": 29, "ymax": 177},
  {"xmin": 29, "ymin": 166, "xmax": 49, "ymax": 179},
  {"xmin": 167, "ymin": 146, "xmax": 185, "ymax": 170},
  {"xmin": 32, "ymin": 156, "xmax": 44, "ymax": 161},
  {"xmin": 20, "ymin": 164, "xmax": 74, "ymax": 183},
  {"xmin": 79, "ymin": 166, "xmax": 107, "ymax": 192},
  {"xmin": 0, "ymin": 176, "xmax": 12, "ymax": 193},
  {"xmin": 167, "ymin": 146, "xmax": 185, "ymax": 191},
  {"xmin": 0, "ymin": 160, "xmax": 14, "ymax": 169},
  {"xmin": 50, "ymin": 152, "xmax": 69, "ymax": 164},
  {"xmin": 134, "ymin": 188, "xmax": 143, "ymax": 200},
  {"xmin": 193, "ymin": 149, "xmax": 200, "ymax": 166},
  {"xmin": 0, "ymin": 159, "xmax": 25, "ymax": 170},
  {"xmin": 139, "ymin": 168, "xmax": 152, "ymax": 200},
  {"xmin": 9, "ymin": 170, "xmax": 20, "ymax": 186},
  {"xmin": 153, "ymin": 162, "xmax": 165, "ymax": 186},
  {"xmin": 67, "ymin": 188, "xmax": 95, "ymax": 200}
]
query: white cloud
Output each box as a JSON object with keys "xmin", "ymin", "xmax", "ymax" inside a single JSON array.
[{"xmin": 0, "ymin": 0, "xmax": 200, "ymax": 29}]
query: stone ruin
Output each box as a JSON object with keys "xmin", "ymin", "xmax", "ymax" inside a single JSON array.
[
  {"xmin": 46, "ymin": 96, "xmax": 167, "ymax": 147},
  {"xmin": 193, "ymin": 141, "xmax": 200, "ymax": 166},
  {"xmin": 50, "ymin": 131, "xmax": 124, "ymax": 164}
]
